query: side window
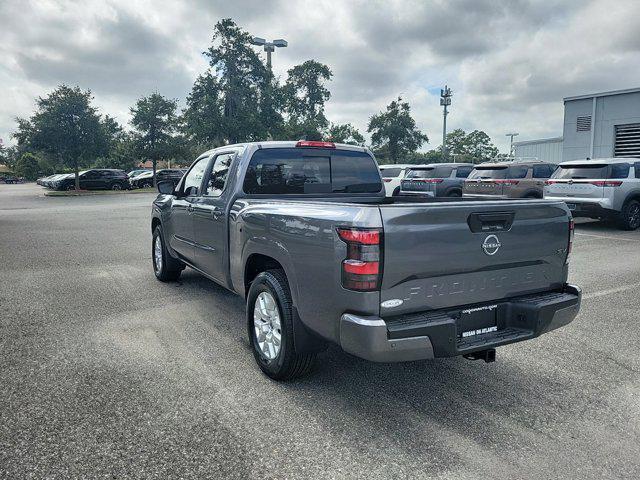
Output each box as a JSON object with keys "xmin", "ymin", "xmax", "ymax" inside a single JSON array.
[
  {"xmin": 205, "ymin": 153, "xmax": 234, "ymax": 196},
  {"xmin": 455, "ymin": 166, "xmax": 472, "ymax": 178},
  {"xmin": 635, "ymin": 162, "xmax": 640, "ymax": 179},
  {"xmin": 610, "ymin": 163, "xmax": 630, "ymax": 179},
  {"xmin": 533, "ymin": 164, "xmax": 553, "ymax": 178},
  {"xmin": 182, "ymin": 158, "xmax": 209, "ymax": 196}
]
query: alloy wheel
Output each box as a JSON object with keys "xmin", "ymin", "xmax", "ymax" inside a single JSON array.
[
  {"xmin": 153, "ymin": 235, "xmax": 163, "ymax": 273},
  {"xmin": 253, "ymin": 291, "xmax": 282, "ymax": 360}
]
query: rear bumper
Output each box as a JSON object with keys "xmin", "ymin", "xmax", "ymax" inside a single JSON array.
[
  {"xmin": 339, "ymin": 284, "xmax": 581, "ymax": 362},
  {"xmin": 463, "ymin": 192, "xmax": 508, "ymax": 199},
  {"xmin": 399, "ymin": 190, "xmax": 435, "ymax": 197},
  {"xmin": 543, "ymin": 195, "xmax": 615, "ymax": 217}
]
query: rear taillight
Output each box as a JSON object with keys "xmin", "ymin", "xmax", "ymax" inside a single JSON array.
[
  {"xmin": 383, "ymin": 178, "xmax": 392, "ymax": 183},
  {"xmin": 494, "ymin": 179, "xmax": 520, "ymax": 186},
  {"xmin": 417, "ymin": 178, "xmax": 443, "ymax": 184},
  {"xmin": 590, "ymin": 180, "xmax": 623, "ymax": 187},
  {"xmin": 545, "ymin": 180, "xmax": 557, "ymax": 185},
  {"xmin": 566, "ymin": 218, "xmax": 574, "ymax": 264},
  {"xmin": 337, "ymin": 227, "xmax": 382, "ymax": 291}
]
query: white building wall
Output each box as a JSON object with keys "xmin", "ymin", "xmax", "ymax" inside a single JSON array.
[{"xmin": 513, "ymin": 137, "xmax": 563, "ymax": 163}]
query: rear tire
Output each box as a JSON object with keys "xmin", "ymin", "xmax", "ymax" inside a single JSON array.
[
  {"xmin": 247, "ymin": 269, "xmax": 316, "ymax": 380},
  {"xmin": 618, "ymin": 200, "xmax": 640, "ymax": 230},
  {"xmin": 111, "ymin": 182, "xmax": 122, "ymax": 191},
  {"xmin": 447, "ymin": 190, "xmax": 461, "ymax": 197},
  {"xmin": 152, "ymin": 225, "xmax": 183, "ymax": 281}
]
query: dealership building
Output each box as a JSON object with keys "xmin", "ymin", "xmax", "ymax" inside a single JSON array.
[{"xmin": 513, "ymin": 87, "xmax": 640, "ymax": 163}]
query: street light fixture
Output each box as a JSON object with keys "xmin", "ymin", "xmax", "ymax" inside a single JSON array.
[
  {"xmin": 505, "ymin": 132, "xmax": 519, "ymax": 156},
  {"xmin": 251, "ymin": 36, "xmax": 288, "ymax": 70}
]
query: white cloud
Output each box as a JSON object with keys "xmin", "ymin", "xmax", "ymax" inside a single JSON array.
[{"xmin": 1, "ymin": 0, "xmax": 639, "ymax": 153}]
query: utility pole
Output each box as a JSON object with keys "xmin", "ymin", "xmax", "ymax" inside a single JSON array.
[
  {"xmin": 505, "ymin": 132, "xmax": 519, "ymax": 157},
  {"xmin": 250, "ymin": 37, "xmax": 288, "ymax": 70},
  {"xmin": 440, "ymin": 86, "xmax": 452, "ymax": 160}
]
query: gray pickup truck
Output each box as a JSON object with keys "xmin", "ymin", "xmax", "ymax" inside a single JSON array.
[{"xmin": 151, "ymin": 141, "xmax": 581, "ymax": 380}]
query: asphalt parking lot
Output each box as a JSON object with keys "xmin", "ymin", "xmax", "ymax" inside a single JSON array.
[{"xmin": 1, "ymin": 183, "xmax": 639, "ymax": 479}]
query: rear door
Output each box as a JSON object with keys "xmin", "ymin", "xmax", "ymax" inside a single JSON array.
[{"xmin": 379, "ymin": 201, "xmax": 569, "ymax": 316}]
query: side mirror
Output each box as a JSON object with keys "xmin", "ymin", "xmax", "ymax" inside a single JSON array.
[{"xmin": 157, "ymin": 180, "xmax": 174, "ymax": 195}]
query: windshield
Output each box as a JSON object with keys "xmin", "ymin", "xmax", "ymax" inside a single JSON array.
[{"xmin": 551, "ymin": 164, "xmax": 630, "ymax": 180}]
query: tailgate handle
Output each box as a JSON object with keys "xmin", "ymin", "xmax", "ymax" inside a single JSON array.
[{"xmin": 468, "ymin": 212, "xmax": 514, "ymax": 232}]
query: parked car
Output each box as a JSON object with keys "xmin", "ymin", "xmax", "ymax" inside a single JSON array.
[
  {"xmin": 400, "ymin": 163, "xmax": 474, "ymax": 197},
  {"xmin": 41, "ymin": 174, "xmax": 69, "ymax": 188},
  {"xmin": 50, "ymin": 174, "xmax": 74, "ymax": 189},
  {"xmin": 379, "ymin": 164, "xmax": 414, "ymax": 196},
  {"xmin": 544, "ymin": 158, "xmax": 640, "ymax": 230},
  {"xmin": 150, "ymin": 140, "xmax": 581, "ymax": 380},
  {"xmin": 127, "ymin": 169, "xmax": 151, "ymax": 178},
  {"xmin": 130, "ymin": 169, "xmax": 185, "ymax": 189},
  {"xmin": 55, "ymin": 169, "xmax": 129, "ymax": 191},
  {"xmin": 463, "ymin": 161, "xmax": 557, "ymax": 199},
  {"xmin": 1, "ymin": 175, "xmax": 21, "ymax": 184}
]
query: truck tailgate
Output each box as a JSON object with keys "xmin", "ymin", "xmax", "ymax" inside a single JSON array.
[{"xmin": 379, "ymin": 200, "xmax": 569, "ymax": 316}]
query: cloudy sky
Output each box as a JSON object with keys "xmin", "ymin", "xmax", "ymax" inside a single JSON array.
[{"xmin": 2, "ymin": 0, "xmax": 639, "ymax": 152}]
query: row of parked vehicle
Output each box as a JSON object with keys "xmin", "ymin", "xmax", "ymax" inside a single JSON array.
[
  {"xmin": 37, "ymin": 168, "xmax": 187, "ymax": 191},
  {"xmin": 381, "ymin": 158, "xmax": 640, "ymax": 230}
]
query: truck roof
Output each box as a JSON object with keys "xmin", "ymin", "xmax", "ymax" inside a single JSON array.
[{"xmin": 200, "ymin": 141, "xmax": 369, "ymax": 157}]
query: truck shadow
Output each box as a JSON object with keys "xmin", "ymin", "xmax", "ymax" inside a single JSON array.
[{"xmin": 176, "ymin": 270, "xmax": 597, "ymax": 473}]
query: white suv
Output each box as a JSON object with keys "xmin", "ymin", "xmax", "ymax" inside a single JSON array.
[
  {"xmin": 379, "ymin": 164, "xmax": 426, "ymax": 196},
  {"xmin": 544, "ymin": 158, "xmax": 640, "ymax": 230}
]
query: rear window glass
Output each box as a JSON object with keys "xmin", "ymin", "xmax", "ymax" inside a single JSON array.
[
  {"xmin": 468, "ymin": 167, "xmax": 508, "ymax": 179},
  {"xmin": 468, "ymin": 165, "xmax": 528, "ymax": 179},
  {"xmin": 380, "ymin": 168, "xmax": 402, "ymax": 178},
  {"xmin": 552, "ymin": 164, "xmax": 630, "ymax": 180},
  {"xmin": 533, "ymin": 164, "xmax": 555, "ymax": 178},
  {"xmin": 243, "ymin": 148, "xmax": 382, "ymax": 194},
  {"xmin": 406, "ymin": 166, "xmax": 452, "ymax": 179},
  {"xmin": 455, "ymin": 166, "xmax": 473, "ymax": 178}
]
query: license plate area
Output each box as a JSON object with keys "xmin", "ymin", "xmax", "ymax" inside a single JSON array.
[
  {"xmin": 566, "ymin": 203, "xmax": 577, "ymax": 210},
  {"xmin": 457, "ymin": 304, "xmax": 498, "ymax": 338}
]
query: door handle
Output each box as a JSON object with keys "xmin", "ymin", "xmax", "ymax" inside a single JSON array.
[
  {"xmin": 187, "ymin": 204, "xmax": 194, "ymax": 214},
  {"xmin": 211, "ymin": 206, "xmax": 223, "ymax": 219}
]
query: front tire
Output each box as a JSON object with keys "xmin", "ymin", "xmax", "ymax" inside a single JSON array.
[
  {"xmin": 247, "ymin": 270, "xmax": 316, "ymax": 380},
  {"xmin": 111, "ymin": 182, "xmax": 122, "ymax": 191},
  {"xmin": 152, "ymin": 225, "xmax": 183, "ymax": 281},
  {"xmin": 618, "ymin": 199, "xmax": 640, "ymax": 230}
]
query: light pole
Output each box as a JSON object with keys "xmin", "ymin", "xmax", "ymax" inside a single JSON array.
[
  {"xmin": 506, "ymin": 132, "xmax": 519, "ymax": 157},
  {"xmin": 250, "ymin": 36, "xmax": 288, "ymax": 70},
  {"xmin": 440, "ymin": 86, "xmax": 452, "ymax": 160}
]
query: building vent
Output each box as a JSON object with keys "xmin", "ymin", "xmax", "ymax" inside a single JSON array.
[
  {"xmin": 576, "ymin": 115, "xmax": 592, "ymax": 132},
  {"xmin": 615, "ymin": 123, "xmax": 640, "ymax": 158}
]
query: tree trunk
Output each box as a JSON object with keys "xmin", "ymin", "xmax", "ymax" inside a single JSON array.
[
  {"xmin": 74, "ymin": 168, "xmax": 79, "ymax": 191},
  {"xmin": 152, "ymin": 159, "xmax": 157, "ymax": 187}
]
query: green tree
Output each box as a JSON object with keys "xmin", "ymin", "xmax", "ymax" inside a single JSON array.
[
  {"xmin": 368, "ymin": 97, "xmax": 428, "ymax": 164},
  {"xmin": 326, "ymin": 123, "xmax": 365, "ymax": 145},
  {"xmin": 14, "ymin": 152, "xmax": 41, "ymax": 180},
  {"xmin": 445, "ymin": 128, "xmax": 498, "ymax": 163},
  {"xmin": 130, "ymin": 93, "xmax": 178, "ymax": 185},
  {"xmin": 205, "ymin": 18, "xmax": 270, "ymax": 143},
  {"xmin": 182, "ymin": 71, "xmax": 225, "ymax": 148},
  {"xmin": 283, "ymin": 60, "xmax": 333, "ymax": 140},
  {"xmin": 13, "ymin": 85, "xmax": 107, "ymax": 189}
]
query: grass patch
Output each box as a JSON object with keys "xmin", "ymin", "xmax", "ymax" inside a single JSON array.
[{"xmin": 44, "ymin": 187, "xmax": 156, "ymax": 197}]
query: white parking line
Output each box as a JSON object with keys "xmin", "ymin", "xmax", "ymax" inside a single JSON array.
[
  {"xmin": 582, "ymin": 282, "xmax": 640, "ymax": 300},
  {"xmin": 575, "ymin": 232, "xmax": 640, "ymax": 243}
]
